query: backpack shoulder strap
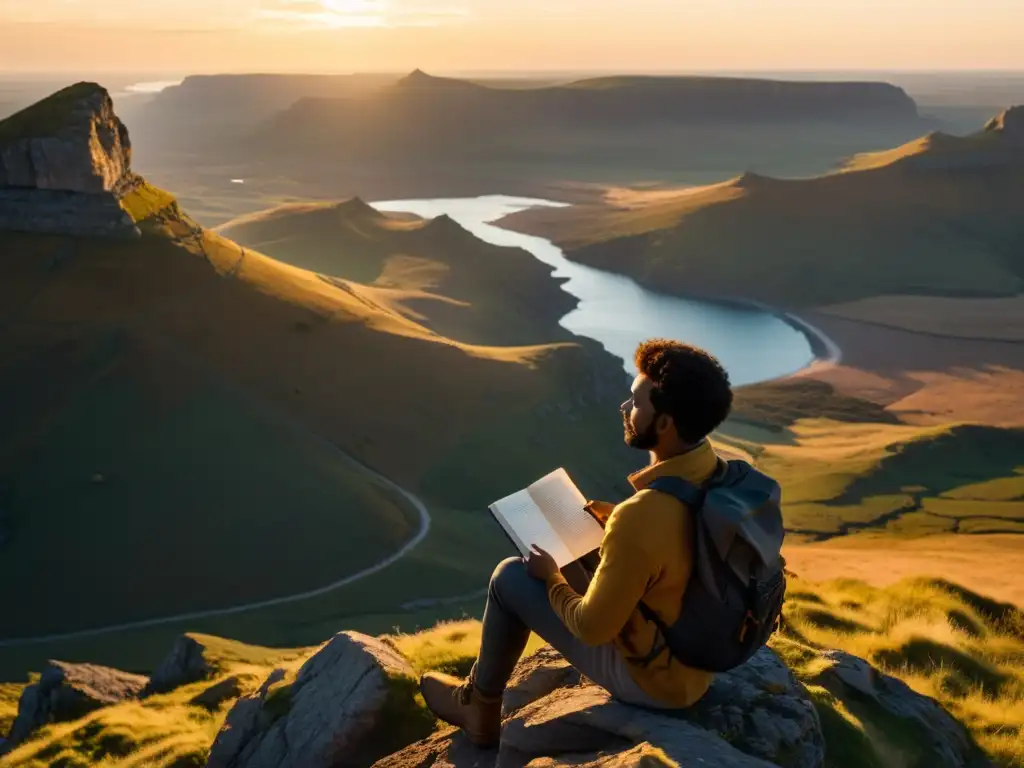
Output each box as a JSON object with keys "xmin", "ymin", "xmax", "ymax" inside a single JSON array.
[
  {"xmin": 646, "ymin": 475, "xmax": 704, "ymax": 507},
  {"xmin": 645, "ymin": 457, "xmax": 729, "ymax": 509},
  {"xmin": 630, "ymin": 459, "xmax": 731, "ymax": 668}
]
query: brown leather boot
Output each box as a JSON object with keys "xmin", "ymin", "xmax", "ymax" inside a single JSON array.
[{"xmin": 419, "ymin": 671, "xmax": 502, "ymax": 748}]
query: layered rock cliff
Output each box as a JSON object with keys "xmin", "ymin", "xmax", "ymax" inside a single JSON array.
[{"xmin": 0, "ymin": 81, "xmax": 141, "ymax": 237}]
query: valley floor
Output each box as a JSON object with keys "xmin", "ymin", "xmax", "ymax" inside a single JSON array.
[
  {"xmin": 725, "ymin": 298, "xmax": 1024, "ymax": 610},
  {"xmin": 783, "ymin": 533, "xmax": 1024, "ymax": 608}
]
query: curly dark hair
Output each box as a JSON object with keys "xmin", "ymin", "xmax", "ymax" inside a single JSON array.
[{"xmin": 634, "ymin": 338, "xmax": 733, "ymax": 443}]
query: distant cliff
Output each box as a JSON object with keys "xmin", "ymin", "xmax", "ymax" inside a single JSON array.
[
  {"xmin": 127, "ymin": 73, "xmax": 399, "ymax": 145},
  {"xmin": 0, "ymin": 82, "xmax": 141, "ymax": 238},
  {"xmin": 242, "ymin": 71, "xmax": 922, "ymax": 194},
  {"xmin": 260, "ymin": 71, "xmax": 920, "ymax": 149}
]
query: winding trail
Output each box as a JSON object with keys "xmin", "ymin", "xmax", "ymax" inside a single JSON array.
[{"xmin": 0, "ymin": 444, "xmax": 432, "ymax": 649}]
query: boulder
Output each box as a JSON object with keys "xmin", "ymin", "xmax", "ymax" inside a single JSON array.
[
  {"xmin": 811, "ymin": 649, "xmax": 989, "ymax": 768},
  {"xmin": 528, "ymin": 743, "xmax": 706, "ymax": 768},
  {"xmin": 145, "ymin": 634, "xmax": 215, "ymax": 696},
  {"xmin": 369, "ymin": 727, "xmax": 495, "ymax": 768},
  {"xmin": 4, "ymin": 661, "xmax": 147, "ymax": 749},
  {"xmin": 499, "ymin": 686, "xmax": 778, "ymax": 768},
  {"xmin": 206, "ymin": 631, "xmax": 418, "ymax": 768},
  {"xmin": 374, "ymin": 646, "xmax": 822, "ymax": 768},
  {"xmin": 190, "ymin": 676, "xmax": 244, "ymax": 711},
  {"xmin": 669, "ymin": 646, "xmax": 824, "ymax": 767},
  {"xmin": 502, "ymin": 646, "xmax": 581, "ymax": 717}
]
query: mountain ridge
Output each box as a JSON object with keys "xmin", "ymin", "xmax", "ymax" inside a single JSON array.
[
  {"xmin": 498, "ymin": 106, "xmax": 1024, "ymax": 307},
  {"xmin": 215, "ymin": 199, "xmax": 576, "ymax": 346}
]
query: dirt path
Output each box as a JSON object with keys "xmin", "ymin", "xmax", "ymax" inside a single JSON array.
[
  {"xmin": 0, "ymin": 442, "xmax": 432, "ymax": 649},
  {"xmin": 783, "ymin": 533, "xmax": 1024, "ymax": 607}
]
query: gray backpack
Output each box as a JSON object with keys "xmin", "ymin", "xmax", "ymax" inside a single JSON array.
[{"xmin": 629, "ymin": 458, "xmax": 787, "ymax": 673}]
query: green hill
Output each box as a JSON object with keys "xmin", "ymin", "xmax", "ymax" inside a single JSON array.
[
  {"xmin": 0, "ymin": 199, "xmax": 638, "ymax": 645},
  {"xmin": 216, "ymin": 198, "xmax": 576, "ymax": 346}
]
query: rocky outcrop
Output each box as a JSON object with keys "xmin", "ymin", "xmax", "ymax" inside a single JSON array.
[
  {"xmin": 0, "ymin": 635, "xmax": 987, "ymax": 768},
  {"xmin": 984, "ymin": 105, "xmax": 1024, "ymax": 143},
  {"xmin": 0, "ymin": 82, "xmax": 131, "ymax": 193},
  {"xmin": 144, "ymin": 634, "xmax": 215, "ymax": 696},
  {"xmin": 0, "ymin": 185, "xmax": 140, "ymax": 238},
  {"xmin": 205, "ymin": 631, "xmax": 418, "ymax": 768},
  {"xmin": 3, "ymin": 661, "xmax": 147, "ymax": 750},
  {"xmin": 810, "ymin": 650, "xmax": 986, "ymax": 768},
  {"xmin": 0, "ymin": 81, "xmax": 142, "ymax": 237},
  {"xmin": 376, "ymin": 646, "xmax": 823, "ymax": 768}
]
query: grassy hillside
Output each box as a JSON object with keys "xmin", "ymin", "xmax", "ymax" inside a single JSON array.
[
  {"xmin": 721, "ymin": 362, "xmax": 1024, "ymax": 543},
  {"xmin": 498, "ymin": 110, "xmax": 1024, "ymax": 308},
  {"xmin": 215, "ymin": 198, "xmax": 576, "ymax": 346},
  {"xmin": 719, "ymin": 418, "xmax": 1024, "ymax": 541},
  {"xmin": 3, "ymin": 576, "xmax": 1021, "ymax": 767},
  {"xmin": 776, "ymin": 576, "xmax": 1024, "ymax": 767},
  {"xmin": 0, "ymin": 179, "xmax": 638, "ymax": 653}
]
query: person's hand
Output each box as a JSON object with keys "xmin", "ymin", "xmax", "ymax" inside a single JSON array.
[
  {"xmin": 525, "ymin": 545, "xmax": 559, "ymax": 581},
  {"xmin": 584, "ymin": 500, "xmax": 615, "ymax": 526}
]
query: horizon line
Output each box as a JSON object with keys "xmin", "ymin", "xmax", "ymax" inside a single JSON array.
[{"xmin": 4, "ymin": 66, "xmax": 1024, "ymax": 78}]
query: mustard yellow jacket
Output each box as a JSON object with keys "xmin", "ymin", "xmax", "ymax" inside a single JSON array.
[{"xmin": 545, "ymin": 440, "xmax": 720, "ymax": 707}]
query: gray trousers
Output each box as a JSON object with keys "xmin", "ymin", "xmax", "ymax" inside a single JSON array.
[{"xmin": 470, "ymin": 555, "xmax": 664, "ymax": 708}]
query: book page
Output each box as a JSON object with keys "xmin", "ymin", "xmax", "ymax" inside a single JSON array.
[
  {"xmin": 489, "ymin": 488, "xmax": 573, "ymax": 566},
  {"xmin": 526, "ymin": 468, "xmax": 604, "ymax": 565}
]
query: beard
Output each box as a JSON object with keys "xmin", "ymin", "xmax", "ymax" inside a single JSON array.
[{"xmin": 623, "ymin": 411, "xmax": 659, "ymax": 450}]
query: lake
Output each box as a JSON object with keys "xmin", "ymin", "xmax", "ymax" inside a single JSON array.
[{"xmin": 371, "ymin": 195, "xmax": 819, "ymax": 387}]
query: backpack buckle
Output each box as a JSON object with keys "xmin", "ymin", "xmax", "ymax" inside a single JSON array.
[{"xmin": 738, "ymin": 609, "xmax": 761, "ymax": 644}]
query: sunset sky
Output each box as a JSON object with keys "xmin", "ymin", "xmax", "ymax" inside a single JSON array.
[{"xmin": 1, "ymin": 0, "xmax": 1022, "ymax": 74}]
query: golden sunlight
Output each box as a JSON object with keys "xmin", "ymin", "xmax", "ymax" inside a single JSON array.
[{"xmin": 261, "ymin": 0, "xmax": 390, "ymax": 28}]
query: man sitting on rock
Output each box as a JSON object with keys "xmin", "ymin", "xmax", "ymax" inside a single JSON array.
[{"xmin": 420, "ymin": 338, "xmax": 735, "ymax": 747}]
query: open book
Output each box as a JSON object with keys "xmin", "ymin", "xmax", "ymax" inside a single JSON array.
[{"xmin": 488, "ymin": 468, "xmax": 605, "ymax": 569}]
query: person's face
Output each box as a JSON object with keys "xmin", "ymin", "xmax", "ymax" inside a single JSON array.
[{"xmin": 620, "ymin": 374, "xmax": 671, "ymax": 451}]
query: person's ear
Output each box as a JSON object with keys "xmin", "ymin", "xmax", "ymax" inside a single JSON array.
[{"xmin": 656, "ymin": 412, "xmax": 674, "ymax": 435}]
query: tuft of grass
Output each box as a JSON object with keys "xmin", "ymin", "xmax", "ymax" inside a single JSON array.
[
  {"xmin": 802, "ymin": 685, "xmax": 885, "ymax": 768},
  {"xmin": 384, "ymin": 619, "xmax": 547, "ymax": 677},
  {"xmin": 775, "ymin": 575, "xmax": 1024, "ymax": 767},
  {"xmin": 0, "ymin": 637, "xmax": 301, "ymax": 768},
  {"xmin": 1, "ymin": 681, "xmax": 25, "ymax": 740},
  {"xmin": 385, "ymin": 620, "xmax": 484, "ymax": 677},
  {"xmin": 0, "ymin": 698, "xmax": 225, "ymax": 768},
  {"xmin": 120, "ymin": 181, "xmax": 179, "ymax": 224},
  {"xmin": 183, "ymin": 634, "xmax": 311, "ymax": 674}
]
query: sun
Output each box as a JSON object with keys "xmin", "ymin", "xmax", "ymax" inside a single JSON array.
[{"xmin": 320, "ymin": 0, "xmax": 387, "ymax": 14}]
